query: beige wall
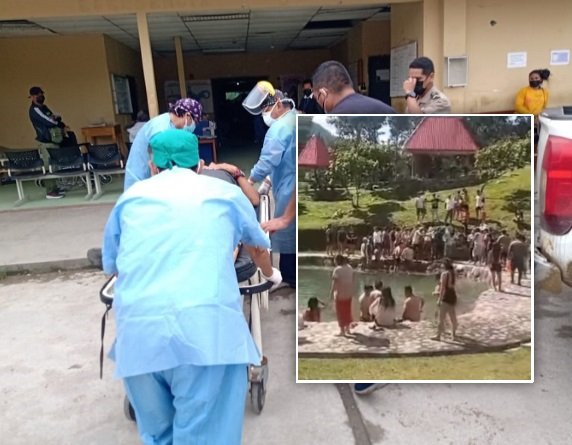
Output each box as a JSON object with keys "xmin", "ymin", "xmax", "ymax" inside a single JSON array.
[
  {"xmin": 462, "ymin": 0, "xmax": 572, "ymax": 112},
  {"xmin": 330, "ymin": 19, "xmax": 391, "ymax": 90},
  {"xmin": 153, "ymin": 49, "xmax": 332, "ymax": 112},
  {"xmin": 390, "ymin": 0, "xmax": 572, "ymax": 113},
  {"xmin": 390, "ymin": 1, "xmax": 424, "ymax": 111},
  {"xmin": 103, "ymin": 35, "xmax": 147, "ymax": 129},
  {"xmin": 0, "ymin": 35, "xmax": 114, "ymax": 149}
]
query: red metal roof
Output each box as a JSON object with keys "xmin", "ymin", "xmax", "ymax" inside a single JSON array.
[
  {"xmin": 298, "ymin": 135, "xmax": 331, "ymax": 169},
  {"xmin": 404, "ymin": 117, "xmax": 479, "ymax": 154}
]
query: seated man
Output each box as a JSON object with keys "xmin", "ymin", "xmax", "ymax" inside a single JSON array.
[
  {"xmin": 401, "ymin": 285, "xmax": 424, "ymax": 322},
  {"xmin": 358, "ymin": 284, "xmax": 374, "ymax": 321},
  {"xmin": 102, "ymin": 129, "xmax": 280, "ymax": 444}
]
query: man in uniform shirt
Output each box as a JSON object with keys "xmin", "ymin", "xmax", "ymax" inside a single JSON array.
[{"xmin": 403, "ymin": 57, "xmax": 451, "ymax": 114}]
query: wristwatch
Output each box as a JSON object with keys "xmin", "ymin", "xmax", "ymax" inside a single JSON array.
[
  {"xmin": 233, "ymin": 169, "xmax": 245, "ymax": 180},
  {"xmin": 404, "ymin": 92, "xmax": 417, "ymax": 99}
]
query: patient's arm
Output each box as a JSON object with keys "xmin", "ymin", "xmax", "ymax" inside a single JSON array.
[
  {"xmin": 209, "ymin": 162, "xmax": 260, "ymax": 206},
  {"xmin": 235, "ymin": 176, "xmax": 260, "ymax": 207},
  {"xmin": 243, "ymin": 245, "xmax": 273, "ymax": 277}
]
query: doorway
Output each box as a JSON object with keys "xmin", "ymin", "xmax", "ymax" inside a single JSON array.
[{"xmin": 211, "ymin": 77, "xmax": 268, "ymax": 146}]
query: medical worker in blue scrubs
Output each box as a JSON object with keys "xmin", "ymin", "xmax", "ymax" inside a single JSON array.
[
  {"xmin": 123, "ymin": 98, "xmax": 203, "ymax": 191},
  {"xmin": 102, "ymin": 129, "xmax": 279, "ymax": 444},
  {"xmin": 242, "ymin": 81, "xmax": 297, "ymax": 289}
]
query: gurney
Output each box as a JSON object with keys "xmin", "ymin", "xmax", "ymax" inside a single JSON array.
[{"xmin": 99, "ymin": 194, "xmax": 274, "ymax": 419}]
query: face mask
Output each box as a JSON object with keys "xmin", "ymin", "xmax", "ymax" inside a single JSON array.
[
  {"xmin": 36, "ymin": 95, "xmax": 45, "ymax": 104},
  {"xmin": 303, "ymin": 89, "xmax": 312, "ymax": 97},
  {"xmin": 413, "ymin": 80, "xmax": 426, "ymax": 96},
  {"xmin": 184, "ymin": 117, "xmax": 196, "ymax": 133},
  {"xmin": 262, "ymin": 103, "xmax": 278, "ymax": 127},
  {"xmin": 262, "ymin": 111, "xmax": 275, "ymax": 127},
  {"xmin": 529, "ymin": 80, "xmax": 542, "ymax": 88}
]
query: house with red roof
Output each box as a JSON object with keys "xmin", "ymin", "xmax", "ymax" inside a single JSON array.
[{"xmin": 404, "ymin": 117, "xmax": 480, "ymax": 178}]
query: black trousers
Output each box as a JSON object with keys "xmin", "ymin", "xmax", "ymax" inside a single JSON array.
[{"xmin": 279, "ymin": 253, "xmax": 296, "ymax": 288}]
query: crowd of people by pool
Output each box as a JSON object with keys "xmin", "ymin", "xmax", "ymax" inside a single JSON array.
[{"xmin": 301, "ymin": 254, "xmax": 461, "ymax": 341}]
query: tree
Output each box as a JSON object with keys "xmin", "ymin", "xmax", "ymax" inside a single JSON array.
[
  {"xmin": 475, "ymin": 137, "xmax": 530, "ymax": 181},
  {"xmin": 327, "ymin": 116, "xmax": 386, "ymax": 143},
  {"xmin": 386, "ymin": 115, "xmax": 423, "ymax": 145},
  {"xmin": 330, "ymin": 139, "xmax": 378, "ymax": 208},
  {"xmin": 464, "ymin": 116, "xmax": 531, "ymax": 146}
]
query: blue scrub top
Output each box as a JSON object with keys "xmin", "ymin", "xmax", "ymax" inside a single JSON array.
[
  {"xmin": 102, "ymin": 167, "xmax": 271, "ymax": 378},
  {"xmin": 124, "ymin": 113, "xmax": 172, "ymax": 191},
  {"xmin": 249, "ymin": 110, "xmax": 296, "ymax": 254}
]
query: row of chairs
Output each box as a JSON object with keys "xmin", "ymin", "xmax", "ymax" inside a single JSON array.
[{"xmin": 0, "ymin": 143, "xmax": 124, "ymax": 205}]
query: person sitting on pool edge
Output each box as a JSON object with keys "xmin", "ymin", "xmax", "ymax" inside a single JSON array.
[
  {"xmin": 401, "ymin": 285, "xmax": 425, "ymax": 322},
  {"xmin": 358, "ymin": 284, "xmax": 375, "ymax": 322},
  {"xmin": 302, "ymin": 297, "xmax": 325, "ymax": 322}
]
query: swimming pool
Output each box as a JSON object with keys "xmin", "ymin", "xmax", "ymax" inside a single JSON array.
[{"xmin": 298, "ymin": 266, "xmax": 488, "ymax": 322}]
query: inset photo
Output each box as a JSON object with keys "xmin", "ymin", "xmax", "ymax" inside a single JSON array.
[{"xmin": 297, "ymin": 114, "xmax": 533, "ymax": 382}]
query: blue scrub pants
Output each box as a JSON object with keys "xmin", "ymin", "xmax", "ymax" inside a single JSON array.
[{"xmin": 123, "ymin": 364, "xmax": 248, "ymax": 445}]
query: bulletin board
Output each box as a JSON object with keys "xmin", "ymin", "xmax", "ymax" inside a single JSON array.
[
  {"xmin": 111, "ymin": 74, "xmax": 133, "ymax": 114},
  {"xmin": 389, "ymin": 41, "xmax": 417, "ymax": 97}
]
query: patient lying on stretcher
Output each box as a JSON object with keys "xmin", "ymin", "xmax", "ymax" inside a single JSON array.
[{"xmin": 200, "ymin": 160, "xmax": 282, "ymax": 287}]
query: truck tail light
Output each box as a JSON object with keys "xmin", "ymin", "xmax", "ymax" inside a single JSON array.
[{"xmin": 541, "ymin": 135, "xmax": 572, "ymax": 235}]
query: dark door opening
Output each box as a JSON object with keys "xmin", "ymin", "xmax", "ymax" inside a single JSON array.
[
  {"xmin": 368, "ymin": 55, "xmax": 390, "ymax": 105},
  {"xmin": 211, "ymin": 77, "xmax": 268, "ymax": 146}
]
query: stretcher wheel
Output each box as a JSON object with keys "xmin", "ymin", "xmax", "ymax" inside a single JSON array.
[
  {"xmin": 250, "ymin": 381, "xmax": 265, "ymax": 414},
  {"xmin": 124, "ymin": 395, "xmax": 136, "ymax": 422}
]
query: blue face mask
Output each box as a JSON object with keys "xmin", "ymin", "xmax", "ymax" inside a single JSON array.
[{"xmin": 184, "ymin": 117, "xmax": 196, "ymax": 133}]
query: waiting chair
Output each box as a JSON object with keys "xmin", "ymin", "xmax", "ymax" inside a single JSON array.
[
  {"xmin": 87, "ymin": 143, "xmax": 124, "ymax": 199},
  {"xmin": 46, "ymin": 145, "xmax": 93, "ymax": 198},
  {"xmin": 1, "ymin": 149, "xmax": 46, "ymax": 205}
]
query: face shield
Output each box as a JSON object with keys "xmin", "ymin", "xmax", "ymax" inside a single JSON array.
[{"xmin": 242, "ymin": 81, "xmax": 277, "ymax": 115}]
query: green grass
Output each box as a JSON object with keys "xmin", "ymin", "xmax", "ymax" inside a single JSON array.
[
  {"xmin": 298, "ymin": 348, "xmax": 531, "ymax": 380},
  {"xmin": 298, "ymin": 166, "xmax": 531, "ymax": 234}
]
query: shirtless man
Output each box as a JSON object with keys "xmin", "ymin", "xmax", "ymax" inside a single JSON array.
[{"xmin": 401, "ymin": 285, "xmax": 425, "ymax": 322}]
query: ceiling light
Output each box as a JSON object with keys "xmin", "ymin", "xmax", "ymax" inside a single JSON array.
[
  {"xmin": 181, "ymin": 13, "xmax": 249, "ymax": 22},
  {"xmin": 202, "ymin": 48, "xmax": 246, "ymax": 54}
]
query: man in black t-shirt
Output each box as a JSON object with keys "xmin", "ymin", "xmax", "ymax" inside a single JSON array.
[{"xmin": 312, "ymin": 61, "xmax": 395, "ymax": 114}]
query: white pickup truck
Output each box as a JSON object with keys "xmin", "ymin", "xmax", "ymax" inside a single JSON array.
[{"xmin": 536, "ymin": 106, "xmax": 572, "ymax": 284}]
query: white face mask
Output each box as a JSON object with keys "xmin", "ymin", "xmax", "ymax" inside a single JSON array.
[{"xmin": 262, "ymin": 103, "xmax": 277, "ymax": 127}]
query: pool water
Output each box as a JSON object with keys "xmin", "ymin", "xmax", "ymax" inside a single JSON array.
[{"xmin": 298, "ymin": 266, "xmax": 488, "ymax": 323}]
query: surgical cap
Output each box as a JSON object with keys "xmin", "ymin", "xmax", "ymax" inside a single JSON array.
[
  {"xmin": 150, "ymin": 129, "xmax": 199, "ymax": 169},
  {"xmin": 168, "ymin": 98, "xmax": 203, "ymax": 121}
]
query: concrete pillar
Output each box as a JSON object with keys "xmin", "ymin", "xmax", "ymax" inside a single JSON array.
[
  {"xmin": 422, "ymin": 0, "xmax": 444, "ymax": 88},
  {"xmin": 136, "ymin": 12, "xmax": 159, "ymax": 117},
  {"xmin": 174, "ymin": 36, "xmax": 187, "ymax": 99},
  {"xmin": 442, "ymin": 0, "xmax": 467, "ymax": 111}
]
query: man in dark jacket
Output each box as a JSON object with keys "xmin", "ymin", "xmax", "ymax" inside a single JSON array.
[
  {"xmin": 298, "ymin": 79, "xmax": 323, "ymax": 114},
  {"xmin": 28, "ymin": 86, "xmax": 77, "ymax": 199}
]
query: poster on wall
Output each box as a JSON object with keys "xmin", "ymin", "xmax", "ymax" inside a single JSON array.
[
  {"xmin": 507, "ymin": 52, "xmax": 527, "ymax": 68},
  {"xmin": 164, "ymin": 80, "xmax": 214, "ymax": 115},
  {"xmin": 550, "ymin": 49, "xmax": 570, "ymax": 66},
  {"xmin": 390, "ymin": 41, "xmax": 417, "ymax": 97},
  {"xmin": 111, "ymin": 74, "xmax": 133, "ymax": 114}
]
